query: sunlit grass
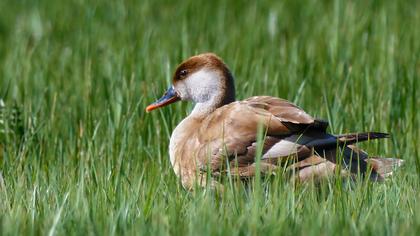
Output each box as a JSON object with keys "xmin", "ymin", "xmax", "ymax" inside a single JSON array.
[{"xmin": 0, "ymin": 0, "xmax": 419, "ymax": 235}]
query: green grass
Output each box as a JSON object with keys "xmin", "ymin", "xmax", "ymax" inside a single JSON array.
[{"xmin": 0, "ymin": 0, "xmax": 419, "ymax": 235}]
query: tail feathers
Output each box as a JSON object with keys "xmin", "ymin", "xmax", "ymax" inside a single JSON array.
[
  {"xmin": 337, "ymin": 132, "xmax": 390, "ymax": 144},
  {"xmin": 341, "ymin": 145, "xmax": 404, "ymax": 181},
  {"xmin": 366, "ymin": 157, "xmax": 405, "ymax": 179},
  {"xmin": 307, "ymin": 132, "xmax": 389, "ymax": 154}
]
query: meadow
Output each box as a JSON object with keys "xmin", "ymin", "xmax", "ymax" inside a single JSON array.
[{"xmin": 0, "ymin": 0, "xmax": 419, "ymax": 235}]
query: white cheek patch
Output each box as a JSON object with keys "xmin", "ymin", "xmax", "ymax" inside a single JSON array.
[{"xmin": 183, "ymin": 69, "xmax": 221, "ymax": 103}]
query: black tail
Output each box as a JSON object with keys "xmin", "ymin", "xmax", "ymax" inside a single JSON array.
[
  {"xmin": 334, "ymin": 132, "xmax": 390, "ymax": 180},
  {"xmin": 306, "ymin": 132, "xmax": 390, "ymax": 180},
  {"xmin": 304, "ymin": 132, "xmax": 389, "ymax": 153}
]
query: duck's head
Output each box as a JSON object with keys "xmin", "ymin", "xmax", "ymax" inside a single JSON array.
[{"xmin": 146, "ymin": 53, "xmax": 235, "ymax": 116}]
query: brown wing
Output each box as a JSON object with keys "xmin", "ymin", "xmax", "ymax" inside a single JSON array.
[
  {"xmin": 244, "ymin": 96, "xmax": 315, "ymax": 124},
  {"xmin": 196, "ymin": 96, "xmax": 326, "ymax": 173}
]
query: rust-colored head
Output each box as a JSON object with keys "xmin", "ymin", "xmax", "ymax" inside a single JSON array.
[{"xmin": 146, "ymin": 53, "xmax": 235, "ymax": 113}]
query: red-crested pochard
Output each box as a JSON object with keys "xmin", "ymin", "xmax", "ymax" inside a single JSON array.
[{"xmin": 146, "ymin": 53, "xmax": 403, "ymax": 190}]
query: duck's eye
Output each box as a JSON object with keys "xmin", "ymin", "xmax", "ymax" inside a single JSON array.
[{"xmin": 179, "ymin": 70, "xmax": 188, "ymax": 77}]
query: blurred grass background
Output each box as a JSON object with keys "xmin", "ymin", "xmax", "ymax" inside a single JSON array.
[{"xmin": 0, "ymin": 0, "xmax": 419, "ymax": 235}]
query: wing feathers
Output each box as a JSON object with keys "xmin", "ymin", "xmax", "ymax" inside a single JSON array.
[
  {"xmin": 197, "ymin": 96, "xmax": 399, "ymax": 182},
  {"xmin": 337, "ymin": 132, "xmax": 390, "ymax": 143}
]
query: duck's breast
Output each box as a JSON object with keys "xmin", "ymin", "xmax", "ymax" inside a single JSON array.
[{"xmin": 169, "ymin": 117, "xmax": 201, "ymax": 176}]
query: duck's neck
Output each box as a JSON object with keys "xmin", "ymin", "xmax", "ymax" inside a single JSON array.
[
  {"xmin": 190, "ymin": 84, "xmax": 235, "ymax": 119},
  {"xmin": 190, "ymin": 97, "xmax": 223, "ymax": 118}
]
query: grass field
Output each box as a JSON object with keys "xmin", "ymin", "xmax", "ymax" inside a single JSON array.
[{"xmin": 0, "ymin": 0, "xmax": 419, "ymax": 235}]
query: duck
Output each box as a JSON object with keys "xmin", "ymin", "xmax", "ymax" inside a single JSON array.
[{"xmin": 146, "ymin": 53, "xmax": 403, "ymax": 190}]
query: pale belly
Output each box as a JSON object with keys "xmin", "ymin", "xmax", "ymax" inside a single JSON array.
[{"xmin": 169, "ymin": 117, "xmax": 193, "ymax": 176}]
